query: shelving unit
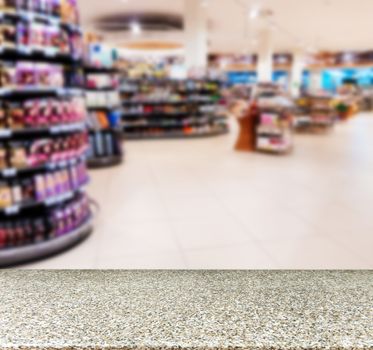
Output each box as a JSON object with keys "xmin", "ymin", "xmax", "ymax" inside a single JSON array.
[
  {"xmin": 294, "ymin": 95, "xmax": 336, "ymax": 131},
  {"xmin": 84, "ymin": 66, "xmax": 124, "ymax": 168},
  {"xmin": 0, "ymin": 0, "xmax": 93, "ymax": 266},
  {"xmin": 256, "ymin": 108, "xmax": 293, "ymax": 153},
  {"xmin": 252, "ymin": 83, "xmax": 294, "ymax": 154},
  {"xmin": 120, "ymin": 78, "xmax": 229, "ymax": 139}
]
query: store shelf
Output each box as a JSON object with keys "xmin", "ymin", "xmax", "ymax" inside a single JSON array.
[
  {"xmin": 0, "ymin": 3, "xmax": 92, "ymax": 267},
  {"xmin": 123, "ymin": 117, "xmax": 224, "ymax": 129},
  {"xmin": 122, "ymin": 99, "xmax": 218, "ymax": 106},
  {"xmin": 0, "ymin": 10, "xmax": 81, "ymax": 33},
  {"xmin": 122, "ymin": 112, "xmax": 191, "ymax": 118},
  {"xmin": 0, "ymin": 184, "xmax": 87, "ymax": 217},
  {"xmin": 0, "ymin": 217, "xmax": 93, "ymax": 267},
  {"xmin": 120, "ymin": 77, "xmax": 228, "ymax": 140},
  {"xmin": 0, "ymin": 154, "xmax": 87, "ymax": 179},
  {"xmin": 0, "ymin": 87, "xmax": 84, "ymax": 99},
  {"xmin": 121, "ymin": 78, "xmax": 222, "ymax": 84},
  {"xmin": 84, "ymin": 67, "xmax": 119, "ymax": 74},
  {"xmin": 85, "ymin": 62, "xmax": 125, "ymax": 169},
  {"xmin": 125, "ymin": 126, "xmax": 229, "ymax": 140},
  {"xmin": 88, "ymin": 155, "xmax": 123, "ymax": 169},
  {"xmin": 87, "ymin": 106, "xmax": 121, "ymax": 112},
  {"xmin": 0, "ymin": 46, "xmax": 81, "ymax": 65},
  {"xmin": 0, "ymin": 122, "xmax": 86, "ymax": 140},
  {"xmin": 121, "ymin": 89, "xmax": 220, "ymax": 95},
  {"xmin": 85, "ymin": 87, "xmax": 119, "ymax": 92}
]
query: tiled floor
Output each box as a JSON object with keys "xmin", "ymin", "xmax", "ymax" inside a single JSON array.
[{"xmin": 26, "ymin": 113, "xmax": 373, "ymax": 269}]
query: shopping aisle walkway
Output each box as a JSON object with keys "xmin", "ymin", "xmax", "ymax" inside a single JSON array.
[{"xmin": 27, "ymin": 114, "xmax": 373, "ymax": 269}]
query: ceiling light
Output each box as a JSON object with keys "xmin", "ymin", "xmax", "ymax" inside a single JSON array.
[
  {"xmin": 130, "ymin": 21, "xmax": 141, "ymax": 35},
  {"xmin": 249, "ymin": 8, "xmax": 259, "ymax": 19}
]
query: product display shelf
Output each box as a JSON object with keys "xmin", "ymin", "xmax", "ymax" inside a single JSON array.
[
  {"xmin": 0, "ymin": 216, "xmax": 92, "ymax": 267},
  {"xmin": 0, "ymin": 47, "xmax": 81, "ymax": 65},
  {"xmin": 120, "ymin": 78, "xmax": 229, "ymax": 140},
  {"xmin": 84, "ymin": 66, "xmax": 119, "ymax": 75},
  {"xmin": 0, "ymin": 86, "xmax": 83, "ymax": 98},
  {"xmin": 84, "ymin": 66, "xmax": 124, "ymax": 169},
  {"xmin": 0, "ymin": 2, "xmax": 93, "ymax": 266},
  {"xmin": 0, "ymin": 121, "xmax": 85, "ymax": 139},
  {"xmin": 0, "ymin": 9, "xmax": 82, "ymax": 33},
  {"xmin": 0, "ymin": 182, "xmax": 87, "ymax": 217},
  {"xmin": 125, "ymin": 124, "xmax": 229, "ymax": 140},
  {"xmin": 294, "ymin": 95, "xmax": 336, "ymax": 132},
  {"xmin": 0, "ymin": 153, "xmax": 86, "ymax": 179},
  {"xmin": 256, "ymin": 107, "xmax": 293, "ymax": 154}
]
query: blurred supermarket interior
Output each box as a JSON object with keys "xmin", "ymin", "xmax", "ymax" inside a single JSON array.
[{"xmin": 0, "ymin": 0, "xmax": 373, "ymax": 268}]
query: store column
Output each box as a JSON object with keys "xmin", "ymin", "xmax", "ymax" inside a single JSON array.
[
  {"xmin": 309, "ymin": 70, "xmax": 323, "ymax": 93},
  {"xmin": 257, "ymin": 27, "xmax": 273, "ymax": 82},
  {"xmin": 184, "ymin": 0, "xmax": 208, "ymax": 70},
  {"xmin": 290, "ymin": 50, "xmax": 306, "ymax": 97}
]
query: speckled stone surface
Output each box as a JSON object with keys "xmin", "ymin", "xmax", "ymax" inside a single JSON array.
[{"xmin": 0, "ymin": 271, "xmax": 372, "ymax": 350}]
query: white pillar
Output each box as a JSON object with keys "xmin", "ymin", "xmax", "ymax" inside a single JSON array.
[
  {"xmin": 309, "ymin": 70, "xmax": 322, "ymax": 93},
  {"xmin": 257, "ymin": 27, "xmax": 273, "ymax": 82},
  {"xmin": 290, "ymin": 50, "xmax": 306, "ymax": 98},
  {"xmin": 184, "ymin": 0, "xmax": 208, "ymax": 70}
]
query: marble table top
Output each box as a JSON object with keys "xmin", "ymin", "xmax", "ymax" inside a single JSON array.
[{"xmin": 0, "ymin": 270, "xmax": 372, "ymax": 350}]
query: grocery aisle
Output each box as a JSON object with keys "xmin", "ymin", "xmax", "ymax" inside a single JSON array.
[{"xmin": 26, "ymin": 114, "xmax": 373, "ymax": 269}]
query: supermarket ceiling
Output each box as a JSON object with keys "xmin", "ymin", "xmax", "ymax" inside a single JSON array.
[{"xmin": 78, "ymin": 0, "xmax": 373, "ymax": 54}]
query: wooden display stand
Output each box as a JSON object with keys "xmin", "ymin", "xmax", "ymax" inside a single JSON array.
[{"xmin": 234, "ymin": 104, "xmax": 258, "ymax": 152}]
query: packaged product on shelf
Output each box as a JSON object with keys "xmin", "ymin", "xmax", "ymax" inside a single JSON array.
[
  {"xmin": 94, "ymin": 131, "xmax": 104, "ymax": 156},
  {"xmin": 87, "ymin": 134, "xmax": 94, "ymax": 159},
  {"xmin": 0, "ymin": 62, "xmax": 17, "ymax": 87},
  {"xmin": 104, "ymin": 133, "xmax": 113, "ymax": 156},
  {"xmin": 0, "ymin": 145, "xmax": 6, "ymax": 169},
  {"xmin": 1, "ymin": 97, "xmax": 84, "ymax": 127},
  {"xmin": 16, "ymin": 61, "xmax": 36, "ymax": 86},
  {"xmin": 0, "ymin": 181, "xmax": 12, "ymax": 208},
  {"xmin": 38, "ymin": 64, "xmax": 63, "ymax": 86},
  {"xmin": 0, "ymin": 0, "xmax": 17, "ymax": 12},
  {"xmin": 14, "ymin": 21, "xmax": 75, "ymax": 56},
  {"xmin": 64, "ymin": 65, "xmax": 83, "ymax": 88},
  {"xmin": 87, "ymin": 111, "xmax": 109, "ymax": 130},
  {"xmin": 106, "ymin": 91, "xmax": 120, "ymax": 107},
  {"xmin": 0, "ymin": 103, "xmax": 6, "ymax": 127},
  {"xmin": 70, "ymin": 32, "xmax": 83, "ymax": 58},
  {"xmin": 20, "ymin": 177, "xmax": 33, "ymax": 202},
  {"xmin": 86, "ymin": 91, "xmax": 106, "ymax": 107},
  {"xmin": 16, "ymin": 0, "xmax": 29, "ymax": 11},
  {"xmin": 49, "ymin": 0, "xmax": 62, "ymax": 19},
  {"xmin": 0, "ymin": 133, "xmax": 87, "ymax": 169},
  {"xmin": 11, "ymin": 180, "xmax": 22, "ymax": 203},
  {"xmin": 29, "ymin": 23, "xmax": 45, "ymax": 50},
  {"xmin": 106, "ymin": 109, "xmax": 121, "ymax": 127},
  {"xmin": 7, "ymin": 103, "xmax": 25, "ymax": 128},
  {"xmin": 61, "ymin": 0, "xmax": 79, "ymax": 25},
  {"xmin": 0, "ymin": 21, "xmax": 16, "ymax": 48},
  {"xmin": 0, "ymin": 193, "xmax": 90, "ymax": 248},
  {"xmin": 10, "ymin": 143, "xmax": 28, "ymax": 167},
  {"xmin": 34, "ymin": 174, "xmax": 45, "ymax": 200}
]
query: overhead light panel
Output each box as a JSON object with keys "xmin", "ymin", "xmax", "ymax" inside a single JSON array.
[
  {"xmin": 130, "ymin": 21, "xmax": 141, "ymax": 35},
  {"xmin": 249, "ymin": 8, "xmax": 259, "ymax": 19}
]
